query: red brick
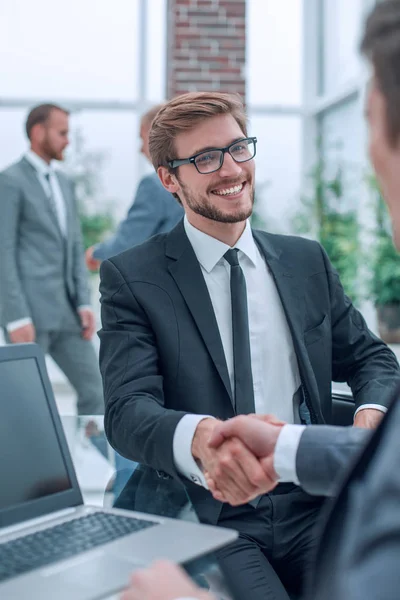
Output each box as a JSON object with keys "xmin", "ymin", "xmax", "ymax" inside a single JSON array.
[{"xmin": 167, "ymin": 0, "xmax": 246, "ymax": 99}]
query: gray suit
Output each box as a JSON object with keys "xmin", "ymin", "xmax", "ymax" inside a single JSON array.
[
  {"xmin": 0, "ymin": 156, "xmax": 103, "ymax": 414},
  {"xmin": 296, "ymin": 425, "xmax": 370, "ymax": 496},
  {"xmin": 92, "ymin": 172, "xmax": 183, "ymax": 260},
  {"xmin": 301, "ymin": 392, "xmax": 400, "ymax": 599}
]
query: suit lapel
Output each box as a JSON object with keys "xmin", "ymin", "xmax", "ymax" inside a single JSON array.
[
  {"xmin": 253, "ymin": 231, "xmax": 323, "ymax": 421},
  {"xmin": 166, "ymin": 222, "xmax": 233, "ymax": 405}
]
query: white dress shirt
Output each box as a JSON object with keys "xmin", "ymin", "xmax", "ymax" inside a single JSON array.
[
  {"xmin": 173, "ymin": 218, "xmax": 387, "ymax": 487},
  {"xmin": 7, "ymin": 151, "xmax": 88, "ymax": 333},
  {"xmin": 173, "ymin": 217, "xmax": 302, "ymax": 486}
]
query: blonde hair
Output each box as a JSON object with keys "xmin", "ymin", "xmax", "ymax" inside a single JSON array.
[{"xmin": 149, "ymin": 92, "xmax": 248, "ymax": 170}]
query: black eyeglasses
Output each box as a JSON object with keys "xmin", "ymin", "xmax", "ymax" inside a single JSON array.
[{"xmin": 168, "ymin": 137, "xmax": 257, "ymax": 174}]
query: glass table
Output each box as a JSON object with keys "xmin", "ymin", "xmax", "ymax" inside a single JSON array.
[{"xmin": 60, "ymin": 415, "xmax": 237, "ymax": 600}]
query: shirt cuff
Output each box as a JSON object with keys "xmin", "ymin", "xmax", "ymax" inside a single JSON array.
[
  {"xmin": 173, "ymin": 414, "xmax": 214, "ymax": 488},
  {"xmin": 6, "ymin": 317, "xmax": 33, "ymax": 333},
  {"xmin": 77, "ymin": 305, "xmax": 92, "ymax": 311},
  {"xmin": 274, "ymin": 424, "xmax": 306, "ymax": 485},
  {"xmin": 354, "ymin": 403, "xmax": 388, "ymax": 417}
]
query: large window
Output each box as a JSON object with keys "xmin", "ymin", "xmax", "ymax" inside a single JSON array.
[
  {"xmin": 302, "ymin": 0, "xmax": 385, "ymax": 341},
  {"xmin": 319, "ymin": 0, "xmax": 363, "ymax": 95},
  {"xmin": 247, "ymin": 0, "xmax": 303, "ymax": 232}
]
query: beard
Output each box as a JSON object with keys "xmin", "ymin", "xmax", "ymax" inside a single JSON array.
[
  {"xmin": 42, "ymin": 136, "xmax": 64, "ymax": 161},
  {"xmin": 178, "ymin": 177, "xmax": 254, "ymax": 223}
]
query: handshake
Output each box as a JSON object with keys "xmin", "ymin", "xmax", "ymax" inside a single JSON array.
[{"xmin": 191, "ymin": 414, "xmax": 286, "ymax": 506}]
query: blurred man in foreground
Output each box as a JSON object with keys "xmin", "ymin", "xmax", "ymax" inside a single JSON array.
[
  {"xmin": 85, "ymin": 104, "xmax": 183, "ymax": 270},
  {"xmin": 120, "ymin": 0, "xmax": 400, "ymax": 598},
  {"xmin": 0, "ymin": 104, "xmax": 103, "ymax": 415}
]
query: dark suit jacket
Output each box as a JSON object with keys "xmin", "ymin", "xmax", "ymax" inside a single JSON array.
[
  {"xmin": 308, "ymin": 386, "xmax": 400, "ymax": 600},
  {"xmin": 99, "ymin": 220, "xmax": 400, "ymax": 524},
  {"xmin": 92, "ymin": 172, "xmax": 183, "ymax": 260}
]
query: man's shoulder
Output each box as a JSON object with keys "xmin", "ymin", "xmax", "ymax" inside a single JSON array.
[
  {"xmin": 254, "ymin": 229, "xmax": 322, "ymax": 255},
  {"xmin": 0, "ymin": 159, "xmax": 25, "ymax": 184},
  {"xmin": 107, "ymin": 231, "xmax": 169, "ymax": 275}
]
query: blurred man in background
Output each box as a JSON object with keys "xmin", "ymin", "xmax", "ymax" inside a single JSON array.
[
  {"xmin": 0, "ymin": 103, "xmax": 103, "ymax": 415},
  {"xmin": 85, "ymin": 104, "xmax": 183, "ymax": 270}
]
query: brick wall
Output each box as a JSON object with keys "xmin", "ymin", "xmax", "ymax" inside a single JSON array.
[{"xmin": 166, "ymin": 0, "xmax": 246, "ymax": 100}]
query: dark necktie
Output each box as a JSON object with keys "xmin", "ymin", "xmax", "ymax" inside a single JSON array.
[{"xmin": 224, "ymin": 249, "xmax": 255, "ymax": 414}]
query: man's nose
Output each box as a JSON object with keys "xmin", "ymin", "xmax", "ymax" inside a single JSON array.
[{"xmin": 219, "ymin": 152, "xmax": 242, "ymax": 177}]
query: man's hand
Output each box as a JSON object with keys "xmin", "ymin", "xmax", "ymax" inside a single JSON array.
[
  {"xmin": 208, "ymin": 414, "xmax": 284, "ymax": 455},
  {"xmin": 9, "ymin": 323, "xmax": 36, "ymax": 344},
  {"xmin": 353, "ymin": 408, "xmax": 385, "ymax": 429},
  {"xmin": 120, "ymin": 560, "xmax": 213, "ymax": 600},
  {"xmin": 85, "ymin": 246, "xmax": 101, "ymax": 272},
  {"xmin": 192, "ymin": 418, "xmax": 277, "ymax": 506},
  {"xmin": 78, "ymin": 308, "xmax": 96, "ymax": 340},
  {"xmin": 205, "ymin": 415, "xmax": 284, "ymax": 503}
]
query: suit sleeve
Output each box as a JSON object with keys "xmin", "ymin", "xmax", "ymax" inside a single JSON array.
[
  {"xmin": 0, "ymin": 173, "xmax": 31, "ymax": 323},
  {"xmin": 321, "ymin": 244, "xmax": 400, "ymax": 410},
  {"xmin": 69, "ymin": 180, "xmax": 91, "ymax": 307},
  {"xmin": 99, "ymin": 258, "xmax": 189, "ymax": 477},
  {"xmin": 296, "ymin": 425, "xmax": 370, "ymax": 496},
  {"xmin": 92, "ymin": 176, "xmax": 165, "ymax": 260}
]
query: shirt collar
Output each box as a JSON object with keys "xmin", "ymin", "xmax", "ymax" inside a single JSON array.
[
  {"xmin": 25, "ymin": 150, "xmax": 53, "ymax": 176},
  {"xmin": 184, "ymin": 216, "xmax": 258, "ymax": 273}
]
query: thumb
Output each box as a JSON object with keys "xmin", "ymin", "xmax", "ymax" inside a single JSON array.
[{"xmin": 208, "ymin": 416, "xmax": 248, "ymax": 449}]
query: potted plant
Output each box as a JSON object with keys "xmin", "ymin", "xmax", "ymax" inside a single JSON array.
[
  {"xmin": 368, "ymin": 175, "xmax": 400, "ymax": 343},
  {"xmin": 292, "ymin": 152, "xmax": 360, "ymax": 305}
]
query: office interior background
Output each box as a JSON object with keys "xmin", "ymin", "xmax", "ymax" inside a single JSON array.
[{"xmin": 1, "ymin": 0, "xmax": 395, "ymax": 378}]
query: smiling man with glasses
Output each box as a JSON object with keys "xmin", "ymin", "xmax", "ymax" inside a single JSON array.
[{"xmin": 99, "ymin": 91, "xmax": 399, "ymax": 600}]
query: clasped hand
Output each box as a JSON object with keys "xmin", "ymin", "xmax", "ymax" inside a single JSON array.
[{"xmin": 191, "ymin": 415, "xmax": 285, "ymax": 506}]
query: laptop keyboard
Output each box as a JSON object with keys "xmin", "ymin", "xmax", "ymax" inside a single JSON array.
[{"xmin": 0, "ymin": 512, "xmax": 158, "ymax": 584}]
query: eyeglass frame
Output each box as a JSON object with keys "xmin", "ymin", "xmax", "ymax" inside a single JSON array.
[{"xmin": 167, "ymin": 136, "xmax": 257, "ymax": 174}]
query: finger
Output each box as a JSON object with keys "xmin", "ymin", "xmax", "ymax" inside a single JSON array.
[
  {"xmin": 260, "ymin": 455, "xmax": 279, "ymax": 483},
  {"xmin": 212, "ymin": 441, "xmax": 267, "ymax": 503}
]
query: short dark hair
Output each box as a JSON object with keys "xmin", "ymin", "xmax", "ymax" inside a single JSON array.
[
  {"xmin": 361, "ymin": 0, "xmax": 400, "ymax": 146},
  {"xmin": 25, "ymin": 103, "xmax": 70, "ymax": 140}
]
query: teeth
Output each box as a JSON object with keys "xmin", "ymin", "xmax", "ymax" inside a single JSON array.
[{"xmin": 214, "ymin": 184, "xmax": 243, "ymax": 196}]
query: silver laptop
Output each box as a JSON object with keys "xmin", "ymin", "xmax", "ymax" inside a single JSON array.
[{"xmin": 0, "ymin": 344, "xmax": 237, "ymax": 600}]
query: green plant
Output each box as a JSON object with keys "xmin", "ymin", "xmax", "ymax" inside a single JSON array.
[
  {"xmin": 292, "ymin": 152, "xmax": 360, "ymax": 304},
  {"xmin": 368, "ymin": 175, "xmax": 400, "ymax": 306},
  {"xmin": 79, "ymin": 211, "xmax": 115, "ymax": 250},
  {"xmin": 65, "ymin": 128, "xmax": 115, "ymax": 250}
]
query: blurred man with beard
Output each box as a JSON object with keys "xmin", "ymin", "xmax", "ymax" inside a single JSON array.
[
  {"xmin": 0, "ymin": 104, "xmax": 103, "ymax": 415},
  {"xmin": 99, "ymin": 92, "xmax": 399, "ymax": 599}
]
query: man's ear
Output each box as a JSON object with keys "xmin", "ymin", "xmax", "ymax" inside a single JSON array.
[{"xmin": 158, "ymin": 166, "xmax": 180, "ymax": 194}]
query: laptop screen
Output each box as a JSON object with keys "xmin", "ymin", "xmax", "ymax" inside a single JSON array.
[{"xmin": 0, "ymin": 357, "xmax": 72, "ymax": 511}]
